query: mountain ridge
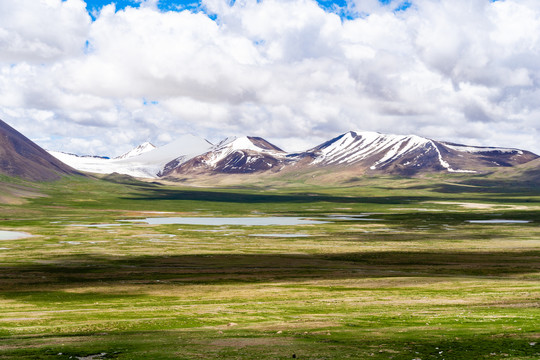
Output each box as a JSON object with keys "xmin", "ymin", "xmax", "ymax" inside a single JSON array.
[
  {"xmin": 287, "ymin": 130, "xmax": 536, "ymax": 176},
  {"xmin": 46, "ymin": 130, "xmax": 539, "ymax": 180}
]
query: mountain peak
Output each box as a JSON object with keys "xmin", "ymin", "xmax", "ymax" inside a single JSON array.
[
  {"xmin": 159, "ymin": 135, "xmax": 288, "ymax": 176},
  {"xmin": 116, "ymin": 142, "xmax": 156, "ymax": 159},
  {"xmin": 214, "ymin": 136, "xmax": 285, "ymax": 153},
  {"xmin": 199, "ymin": 135, "xmax": 286, "ymax": 170}
]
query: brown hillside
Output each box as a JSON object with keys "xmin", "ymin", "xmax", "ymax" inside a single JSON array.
[{"xmin": 0, "ymin": 119, "xmax": 81, "ymax": 181}]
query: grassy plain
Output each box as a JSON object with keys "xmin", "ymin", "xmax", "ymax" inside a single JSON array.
[{"xmin": 0, "ymin": 174, "xmax": 539, "ymax": 359}]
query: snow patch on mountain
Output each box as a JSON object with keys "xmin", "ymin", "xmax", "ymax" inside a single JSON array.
[
  {"xmin": 443, "ymin": 143, "xmax": 523, "ymax": 154},
  {"xmin": 311, "ymin": 131, "xmax": 430, "ymax": 167},
  {"xmin": 369, "ymin": 135, "xmax": 430, "ymax": 169},
  {"xmin": 116, "ymin": 142, "xmax": 156, "ymax": 159},
  {"xmin": 432, "ymin": 143, "xmax": 476, "ymax": 173}
]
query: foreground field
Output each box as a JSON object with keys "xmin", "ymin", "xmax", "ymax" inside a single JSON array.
[{"xmin": 0, "ymin": 175, "xmax": 539, "ymax": 359}]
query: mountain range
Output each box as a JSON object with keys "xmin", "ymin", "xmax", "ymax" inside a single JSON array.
[
  {"xmin": 47, "ymin": 129, "xmax": 538, "ymax": 179},
  {"xmin": 0, "ymin": 118, "xmax": 537, "ymax": 182}
]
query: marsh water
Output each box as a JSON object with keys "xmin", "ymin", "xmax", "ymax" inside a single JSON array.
[
  {"xmin": 467, "ymin": 220, "xmax": 531, "ymax": 224},
  {"xmin": 248, "ymin": 233, "xmax": 311, "ymax": 238},
  {"xmin": 69, "ymin": 224, "xmax": 127, "ymax": 228},
  {"xmin": 0, "ymin": 230, "xmax": 31, "ymax": 240},
  {"xmin": 123, "ymin": 217, "xmax": 329, "ymax": 226},
  {"xmin": 66, "ymin": 214, "xmax": 383, "ymax": 229}
]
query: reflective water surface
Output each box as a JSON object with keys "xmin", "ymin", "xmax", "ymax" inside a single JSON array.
[{"xmin": 0, "ymin": 230, "xmax": 31, "ymax": 240}]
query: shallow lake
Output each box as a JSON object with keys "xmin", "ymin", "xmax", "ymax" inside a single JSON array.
[
  {"xmin": 325, "ymin": 215, "xmax": 382, "ymax": 221},
  {"xmin": 0, "ymin": 230, "xmax": 31, "ymax": 240},
  {"xmin": 248, "ymin": 233, "xmax": 311, "ymax": 238},
  {"xmin": 68, "ymin": 223, "xmax": 127, "ymax": 228},
  {"xmin": 466, "ymin": 220, "xmax": 531, "ymax": 224},
  {"xmin": 123, "ymin": 217, "xmax": 328, "ymax": 226}
]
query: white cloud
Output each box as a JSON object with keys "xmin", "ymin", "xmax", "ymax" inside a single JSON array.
[
  {"xmin": 0, "ymin": 0, "xmax": 90, "ymax": 63},
  {"xmin": 0, "ymin": 0, "xmax": 539, "ymax": 157}
]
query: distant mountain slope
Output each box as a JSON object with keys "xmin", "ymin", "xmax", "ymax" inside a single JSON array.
[
  {"xmin": 521, "ymin": 158, "xmax": 540, "ymax": 182},
  {"xmin": 490, "ymin": 157, "xmax": 540, "ymax": 186},
  {"xmin": 294, "ymin": 131, "xmax": 537, "ymax": 175},
  {"xmin": 0, "ymin": 119, "xmax": 80, "ymax": 181},
  {"xmin": 49, "ymin": 135, "xmax": 213, "ymax": 178},
  {"xmin": 161, "ymin": 136, "xmax": 289, "ymax": 176}
]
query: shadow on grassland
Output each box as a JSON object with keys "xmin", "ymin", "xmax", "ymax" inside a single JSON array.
[
  {"xmin": 407, "ymin": 177, "xmax": 540, "ymax": 195},
  {"xmin": 122, "ymin": 188, "xmax": 434, "ymax": 204},
  {"xmin": 1, "ymin": 251, "xmax": 538, "ymax": 294}
]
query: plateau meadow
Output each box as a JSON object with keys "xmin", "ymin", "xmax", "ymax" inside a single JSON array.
[{"xmin": 0, "ymin": 174, "xmax": 538, "ymax": 359}]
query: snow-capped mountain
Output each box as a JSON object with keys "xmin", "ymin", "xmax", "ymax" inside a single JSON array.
[
  {"xmin": 304, "ymin": 131, "xmax": 435, "ymax": 168},
  {"xmin": 160, "ymin": 136, "xmax": 289, "ymax": 176},
  {"xmin": 293, "ymin": 131, "xmax": 537, "ymax": 175},
  {"xmin": 115, "ymin": 142, "xmax": 156, "ymax": 159},
  {"xmin": 46, "ymin": 130, "xmax": 539, "ymax": 179},
  {"xmin": 49, "ymin": 135, "xmax": 213, "ymax": 178}
]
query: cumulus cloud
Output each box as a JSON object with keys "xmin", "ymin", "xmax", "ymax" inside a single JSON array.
[
  {"xmin": 0, "ymin": 0, "xmax": 90, "ymax": 63},
  {"xmin": 0, "ymin": 0, "xmax": 539, "ymax": 156}
]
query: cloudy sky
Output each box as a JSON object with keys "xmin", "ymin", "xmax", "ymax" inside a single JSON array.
[{"xmin": 1, "ymin": 0, "xmax": 539, "ymax": 156}]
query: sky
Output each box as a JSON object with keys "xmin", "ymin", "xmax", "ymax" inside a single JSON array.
[{"xmin": 1, "ymin": 0, "xmax": 540, "ymax": 156}]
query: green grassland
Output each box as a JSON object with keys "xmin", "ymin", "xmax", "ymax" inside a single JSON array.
[{"xmin": 0, "ymin": 174, "xmax": 539, "ymax": 359}]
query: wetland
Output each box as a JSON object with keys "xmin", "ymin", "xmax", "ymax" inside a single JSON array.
[{"xmin": 0, "ymin": 175, "xmax": 538, "ymax": 359}]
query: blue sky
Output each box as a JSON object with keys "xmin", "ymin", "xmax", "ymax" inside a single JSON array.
[
  {"xmin": 83, "ymin": 0, "xmax": 350, "ymax": 11},
  {"xmin": 82, "ymin": 0, "xmax": 504, "ymax": 20},
  {"xmin": 85, "ymin": 0, "xmax": 202, "ymax": 14},
  {"xmin": 83, "ymin": 0, "xmax": 410, "ymax": 20}
]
